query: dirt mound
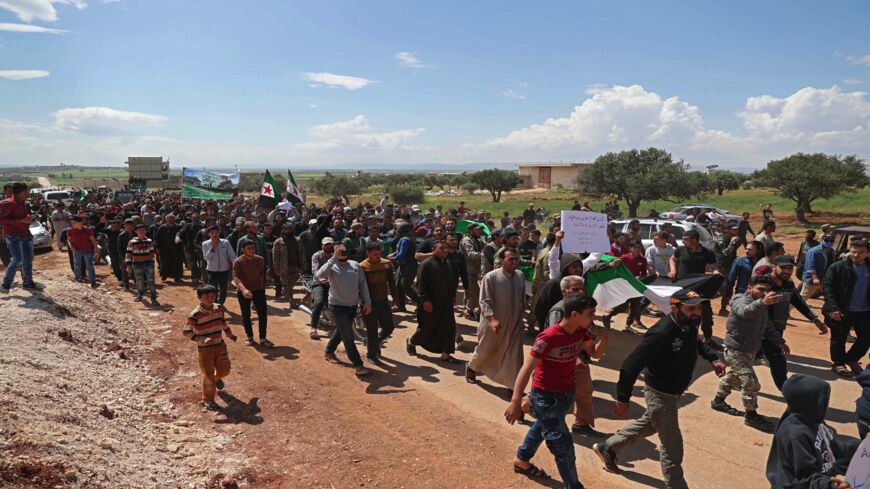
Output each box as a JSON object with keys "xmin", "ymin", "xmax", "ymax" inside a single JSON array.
[{"xmin": 0, "ymin": 274, "xmax": 249, "ymax": 488}]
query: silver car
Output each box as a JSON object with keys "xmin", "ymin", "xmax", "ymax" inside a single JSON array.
[
  {"xmin": 659, "ymin": 204, "xmax": 743, "ymax": 225},
  {"xmin": 30, "ymin": 221, "xmax": 53, "ymax": 250},
  {"xmin": 611, "ymin": 218, "xmax": 715, "ymax": 250}
]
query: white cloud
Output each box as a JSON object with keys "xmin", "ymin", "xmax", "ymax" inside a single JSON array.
[
  {"xmin": 0, "ymin": 69, "xmax": 49, "ymax": 80},
  {"xmin": 394, "ymin": 51, "xmax": 429, "ymax": 69},
  {"xmin": 500, "ymin": 89, "xmax": 527, "ymax": 100},
  {"xmin": 844, "ymin": 78, "xmax": 865, "ymax": 85},
  {"xmin": 467, "ymin": 84, "xmax": 870, "ymax": 168},
  {"xmin": 845, "ymin": 53, "xmax": 870, "ymax": 67},
  {"xmin": 0, "ymin": 0, "xmax": 86, "ymax": 22},
  {"xmin": 0, "ymin": 22, "xmax": 69, "ymax": 33},
  {"xmin": 301, "ymin": 72, "xmax": 374, "ymax": 90},
  {"xmin": 52, "ymin": 106, "xmax": 167, "ymax": 134},
  {"xmin": 307, "ymin": 103, "xmax": 318, "ymax": 109},
  {"xmin": 304, "ymin": 114, "xmax": 425, "ymax": 151}
]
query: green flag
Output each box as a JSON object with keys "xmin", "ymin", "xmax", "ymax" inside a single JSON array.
[
  {"xmin": 285, "ymin": 170, "xmax": 305, "ymax": 204},
  {"xmin": 455, "ymin": 219, "xmax": 491, "ymax": 237}
]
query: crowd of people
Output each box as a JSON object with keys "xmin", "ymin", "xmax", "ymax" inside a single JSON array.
[{"xmin": 0, "ymin": 180, "xmax": 867, "ymax": 489}]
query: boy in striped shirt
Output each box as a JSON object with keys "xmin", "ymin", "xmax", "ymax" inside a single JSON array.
[
  {"xmin": 183, "ymin": 284, "xmax": 237, "ymax": 411},
  {"xmin": 125, "ymin": 224, "xmax": 159, "ymax": 305}
]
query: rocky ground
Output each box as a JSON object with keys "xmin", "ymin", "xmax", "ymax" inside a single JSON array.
[{"xmin": 0, "ymin": 262, "xmax": 250, "ymax": 488}]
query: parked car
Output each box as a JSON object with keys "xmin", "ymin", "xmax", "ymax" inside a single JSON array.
[
  {"xmin": 42, "ymin": 190, "xmax": 75, "ymax": 206},
  {"xmin": 831, "ymin": 226, "xmax": 870, "ymax": 258},
  {"xmin": 659, "ymin": 204, "xmax": 743, "ymax": 225},
  {"xmin": 611, "ymin": 218, "xmax": 715, "ymax": 251},
  {"xmin": 30, "ymin": 221, "xmax": 52, "ymax": 250}
]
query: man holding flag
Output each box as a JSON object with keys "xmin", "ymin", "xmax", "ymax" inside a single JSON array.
[{"xmin": 258, "ymin": 170, "xmax": 278, "ymax": 210}]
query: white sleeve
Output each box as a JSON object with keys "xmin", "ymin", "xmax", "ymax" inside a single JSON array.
[
  {"xmin": 581, "ymin": 253, "xmax": 601, "ymax": 276},
  {"xmin": 548, "ymin": 245, "xmax": 561, "ymax": 280}
]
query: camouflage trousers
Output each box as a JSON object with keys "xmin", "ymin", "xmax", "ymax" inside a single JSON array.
[{"xmin": 716, "ymin": 349, "xmax": 760, "ymax": 411}]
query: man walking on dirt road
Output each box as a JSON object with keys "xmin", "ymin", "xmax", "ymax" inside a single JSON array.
[{"xmin": 593, "ymin": 289, "xmax": 726, "ymax": 489}]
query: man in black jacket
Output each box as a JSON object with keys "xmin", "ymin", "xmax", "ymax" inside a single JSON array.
[
  {"xmin": 116, "ymin": 219, "xmax": 135, "ymax": 289},
  {"xmin": 593, "ymin": 289, "xmax": 726, "ymax": 489},
  {"xmin": 822, "ymin": 239, "xmax": 870, "ymax": 378}
]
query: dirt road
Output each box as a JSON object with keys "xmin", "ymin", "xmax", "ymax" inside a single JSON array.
[
  {"xmin": 20, "ymin": 236, "xmax": 866, "ymax": 488},
  {"xmin": 37, "ymin": 176, "xmax": 52, "ymax": 187}
]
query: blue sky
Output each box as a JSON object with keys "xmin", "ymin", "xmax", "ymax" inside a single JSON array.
[{"xmin": 1, "ymin": 0, "xmax": 869, "ymax": 169}]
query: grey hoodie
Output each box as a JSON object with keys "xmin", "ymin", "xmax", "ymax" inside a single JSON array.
[{"xmin": 724, "ymin": 292, "xmax": 784, "ymax": 354}]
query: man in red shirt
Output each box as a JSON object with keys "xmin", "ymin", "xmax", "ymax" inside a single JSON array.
[
  {"xmin": 504, "ymin": 295, "xmax": 606, "ymax": 489},
  {"xmin": 67, "ymin": 215, "xmax": 100, "ymax": 288},
  {"xmin": 0, "ymin": 182, "xmax": 38, "ymax": 292}
]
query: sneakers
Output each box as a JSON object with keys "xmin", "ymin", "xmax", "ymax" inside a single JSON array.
[
  {"xmin": 22, "ymin": 282, "xmax": 44, "ymax": 291},
  {"xmin": 354, "ymin": 366, "xmax": 371, "ymax": 377},
  {"xmin": 0, "ymin": 284, "xmax": 10, "ymax": 293},
  {"xmin": 848, "ymin": 362, "xmax": 864, "ymax": 377},
  {"xmin": 572, "ymin": 424, "xmax": 608, "ymax": 438},
  {"xmin": 215, "ymin": 379, "xmax": 225, "ymax": 390},
  {"xmin": 259, "ymin": 338, "xmax": 274, "ymax": 348},
  {"xmin": 744, "ymin": 412, "xmax": 775, "ymax": 433},
  {"xmin": 324, "ymin": 351, "xmax": 339, "ymax": 363},
  {"xmin": 592, "ymin": 443, "xmax": 620, "ymax": 474}
]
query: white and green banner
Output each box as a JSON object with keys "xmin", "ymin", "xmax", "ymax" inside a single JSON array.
[{"xmin": 181, "ymin": 168, "xmax": 240, "ymax": 199}]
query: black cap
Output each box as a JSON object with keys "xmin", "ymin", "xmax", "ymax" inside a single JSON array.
[
  {"xmin": 670, "ymin": 288, "xmax": 710, "ymax": 306},
  {"xmin": 491, "ymin": 229, "xmax": 503, "ymax": 236},
  {"xmin": 774, "ymin": 254, "xmax": 796, "ymax": 266},
  {"xmin": 822, "ymin": 234, "xmax": 835, "ymax": 242}
]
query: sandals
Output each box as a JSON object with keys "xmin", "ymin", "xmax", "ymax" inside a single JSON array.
[
  {"xmin": 440, "ymin": 355, "xmax": 462, "ymax": 364},
  {"xmin": 513, "ymin": 463, "xmax": 550, "ymax": 480},
  {"xmin": 465, "ymin": 366, "xmax": 477, "ymax": 384},
  {"xmin": 832, "ymin": 363, "xmax": 855, "ymax": 378}
]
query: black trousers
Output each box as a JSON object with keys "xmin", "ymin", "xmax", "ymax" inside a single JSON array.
[
  {"xmin": 110, "ymin": 251, "xmax": 123, "ymax": 281},
  {"xmin": 207, "ymin": 270, "xmax": 229, "ymax": 305},
  {"xmin": 362, "ymin": 299, "xmax": 395, "ymax": 357},
  {"xmin": 701, "ymin": 301, "xmax": 714, "ymax": 340},
  {"xmin": 395, "ymin": 265, "xmax": 418, "ymax": 307},
  {"xmin": 828, "ymin": 310, "xmax": 870, "ymax": 364},
  {"xmin": 237, "ymin": 288, "xmax": 268, "ymax": 339}
]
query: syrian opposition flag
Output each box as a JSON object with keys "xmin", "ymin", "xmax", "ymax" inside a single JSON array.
[
  {"xmin": 285, "ymin": 170, "xmax": 305, "ymax": 205},
  {"xmin": 257, "ymin": 169, "xmax": 278, "ymax": 209},
  {"xmin": 585, "ymin": 254, "xmax": 724, "ymax": 311}
]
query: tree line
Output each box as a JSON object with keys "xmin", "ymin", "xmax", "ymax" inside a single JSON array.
[{"xmin": 238, "ymin": 149, "xmax": 867, "ymax": 222}]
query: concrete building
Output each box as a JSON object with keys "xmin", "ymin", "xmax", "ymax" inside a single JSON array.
[
  {"xmin": 125, "ymin": 157, "xmax": 170, "ymax": 187},
  {"xmin": 516, "ymin": 162, "xmax": 590, "ymax": 189}
]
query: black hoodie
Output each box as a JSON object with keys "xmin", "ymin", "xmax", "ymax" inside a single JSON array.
[
  {"xmin": 766, "ymin": 374, "xmax": 858, "ymax": 489},
  {"xmin": 534, "ymin": 254, "xmax": 584, "ymax": 327}
]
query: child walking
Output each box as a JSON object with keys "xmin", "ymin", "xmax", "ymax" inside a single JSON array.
[{"xmin": 183, "ymin": 284, "xmax": 237, "ymax": 411}]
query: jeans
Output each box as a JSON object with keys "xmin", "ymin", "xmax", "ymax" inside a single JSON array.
[
  {"xmin": 132, "ymin": 264, "xmax": 157, "ymax": 300},
  {"xmin": 237, "ymin": 289, "xmax": 268, "ymax": 339},
  {"xmin": 859, "ymin": 415, "xmax": 870, "ymax": 440},
  {"xmin": 828, "ymin": 311, "xmax": 870, "ymax": 364},
  {"xmin": 72, "ymin": 249, "xmax": 97, "ymax": 287},
  {"xmin": 207, "ymin": 270, "xmax": 229, "ymax": 305},
  {"xmin": 362, "ymin": 299, "xmax": 395, "ymax": 358},
  {"xmin": 517, "ymin": 389, "xmax": 582, "ymax": 489},
  {"xmin": 311, "ymin": 283, "xmax": 329, "ymax": 328},
  {"xmin": 326, "ymin": 304, "xmax": 363, "ymax": 367},
  {"xmin": 760, "ymin": 338, "xmax": 788, "ymax": 390},
  {"xmin": 603, "ymin": 386, "xmax": 687, "ymax": 489},
  {"xmin": 3, "ymin": 235, "xmax": 34, "ymax": 287}
]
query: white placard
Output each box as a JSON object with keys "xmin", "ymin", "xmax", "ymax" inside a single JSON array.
[
  {"xmin": 846, "ymin": 436, "xmax": 870, "ymax": 489},
  {"xmin": 559, "ymin": 210, "xmax": 610, "ymax": 254}
]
